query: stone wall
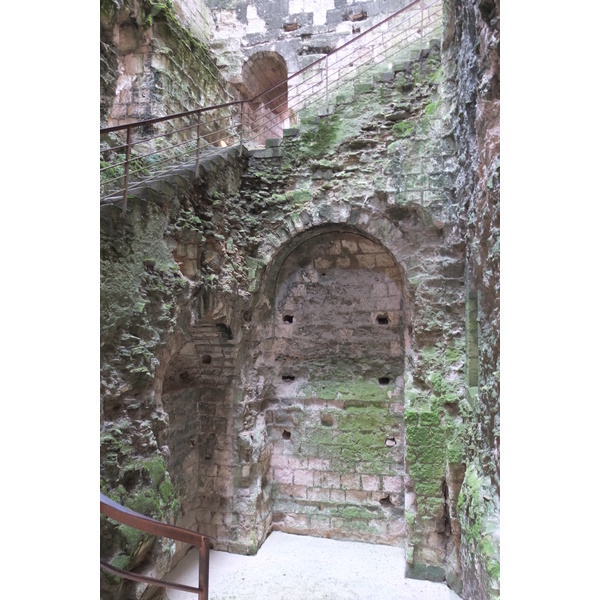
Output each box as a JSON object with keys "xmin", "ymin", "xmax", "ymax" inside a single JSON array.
[
  {"xmin": 264, "ymin": 231, "xmax": 407, "ymax": 544},
  {"xmin": 100, "ymin": 0, "xmax": 231, "ymax": 129},
  {"xmin": 443, "ymin": 0, "xmax": 500, "ymax": 598},
  {"xmin": 98, "ymin": 3, "xmax": 503, "ymax": 597},
  {"xmin": 207, "ymin": 0, "xmax": 441, "ymax": 121}
]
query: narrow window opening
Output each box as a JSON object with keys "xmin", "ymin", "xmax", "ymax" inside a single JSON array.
[
  {"xmin": 282, "ymin": 375, "xmax": 296, "ymax": 382},
  {"xmin": 378, "ymin": 377, "xmax": 391, "ymax": 385},
  {"xmin": 377, "ymin": 315, "xmax": 389, "ymax": 325},
  {"xmin": 202, "ymin": 355, "xmax": 212, "ymax": 364}
]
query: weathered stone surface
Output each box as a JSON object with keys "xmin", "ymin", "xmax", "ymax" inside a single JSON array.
[{"xmin": 100, "ymin": 3, "xmax": 500, "ymax": 597}]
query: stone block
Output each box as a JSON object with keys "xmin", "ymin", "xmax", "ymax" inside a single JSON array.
[
  {"xmin": 310, "ymin": 515, "xmax": 331, "ymax": 530},
  {"xmin": 309, "ymin": 458, "xmax": 331, "ymax": 471},
  {"xmin": 356, "ymin": 254, "xmax": 376, "ymax": 268},
  {"xmin": 383, "ymin": 476, "xmax": 404, "ymax": 493},
  {"xmin": 307, "ymin": 487, "xmax": 331, "ymax": 501},
  {"xmin": 341, "ymin": 474, "xmax": 360, "ymax": 489},
  {"xmin": 361, "ymin": 474, "xmax": 380, "ymax": 491},
  {"xmin": 294, "ymin": 469, "xmax": 315, "ymax": 486},
  {"xmin": 330, "ymin": 488, "xmax": 346, "ymax": 502},
  {"xmin": 320, "ymin": 471, "xmax": 341, "ymax": 488},
  {"xmin": 346, "ymin": 490, "xmax": 368, "ymax": 502},
  {"xmin": 282, "ymin": 513, "xmax": 309, "ymax": 529}
]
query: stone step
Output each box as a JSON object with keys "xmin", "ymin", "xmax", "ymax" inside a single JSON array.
[
  {"xmin": 353, "ymin": 81, "xmax": 374, "ymax": 94},
  {"xmin": 373, "ymin": 71, "xmax": 395, "ymax": 83}
]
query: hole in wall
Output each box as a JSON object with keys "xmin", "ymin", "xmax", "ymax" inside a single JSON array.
[
  {"xmin": 282, "ymin": 375, "xmax": 296, "ymax": 382},
  {"xmin": 352, "ymin": 26, "xmax": 361, "ymax": 34},
  {"xmin": 379, "ymin": 495, "xmax": 394, "ymax": 507},
  {"xmin": 283, "ymin": 315, "xmax": 294, "ymax": 323},
  {"xmin": 377, "ymin": 315, "xmax": 389, "ymax": 325},
  {"xmin": 378, "ymin": 377, "xmax": 391, "ymax": 385},
  {"xmin": 385, "ymin": 436, "xmax": 396, "ymax": 447},
  {"xmin": 282, "ymin": 430, "xmax": 291, "ymax": 440},
  {"xmin": 283, "ymin": 22, "xmax": 299, "ymax": 32},
  {"xmin": 321, "ymin": 413, "xmax": 334, "ymax": 427},
  {"xmin": 202, "ymin": 355, "xmax": 212, "ymax": 364},
  {"xmin": 243, "ymin": 310, "xmax": 252, "ymax": 322}
]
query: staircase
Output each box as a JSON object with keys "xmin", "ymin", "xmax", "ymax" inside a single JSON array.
[{"xmin": 100, "ymin": 0, "xmax": 442, "ymax": 212}]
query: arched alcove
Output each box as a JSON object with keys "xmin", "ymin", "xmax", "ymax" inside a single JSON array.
[
  {"xmin": 240, "ymin": 51, "xmax": 289, "ymax": 145},
  {"xmin": 255, "ymin": 228, "xmax": 408, "ymax": 545}
]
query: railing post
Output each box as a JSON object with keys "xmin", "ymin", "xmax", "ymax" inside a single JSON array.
[
  {"xmin": 239, "ymin": 102, "xmax": 244, "ymax": 150},
  {"xmin": 325, "ymin": 56, "xmax": 329, "ymax": 115},
  {"xmin": 195, "ymin": 112, "xmax": 202, "ymax": 177},
  {"xmin": 198, "ymin": 537, "xmax": 210, "ymax": 600},
  {"xmin": 420, "ymin": 0, "xmax": 425, "ymax": 52},
  {"xmin": 122, "ymin": 125, "xmax": 131, "ymax": 218}
]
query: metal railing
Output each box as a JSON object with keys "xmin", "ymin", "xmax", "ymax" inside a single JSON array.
[
  {"xmin": 100, "ymin": 0, "xmax": 442, "ymax": 210},
  {"xmin": 100, "ymin": 494, "xmax": 212, "ymax": 600}
]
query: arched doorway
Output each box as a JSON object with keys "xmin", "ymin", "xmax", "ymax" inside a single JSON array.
[{"xmin": 240, "ymin": 51, "xmax": 289, "ymax": 146}]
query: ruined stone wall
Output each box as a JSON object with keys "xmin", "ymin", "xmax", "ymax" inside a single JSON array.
[
  {"xmin": 100, "ymin": 10, "xmax": 479, "ymax": 598},
  {"xmin": 206, "ymin": 0, "xmax": 438, "ymax": 117},
  {"xmin": 443, "ymin": 0, "xmax": 500, "ymax": 598},
  {"xmin": 100, "ymin": 0, "xmax": 231, "ymax": 129}
]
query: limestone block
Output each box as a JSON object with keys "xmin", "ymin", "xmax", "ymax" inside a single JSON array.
[
  {"xmin": 320, "ymin": 471, "xmax": 341, "ymax": 488},
  {"xmin": 330, "ymin": 489, "xmax": 346, "ymax": 502},
  {"xmin": 361, "ymin": 474, "xmax": 380, "ymax": 491},
  {"xmin": 294, "ymin": 469, "xmax": 314, "ymax": 486},
  {"xmin": 307, "ymin": 487, "xmax": 331, "ymax": 501}
]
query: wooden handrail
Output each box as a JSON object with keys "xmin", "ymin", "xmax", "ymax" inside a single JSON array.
[{"xmin": 100, "ymin": 493, "xmax": 212, "ymax": 600}]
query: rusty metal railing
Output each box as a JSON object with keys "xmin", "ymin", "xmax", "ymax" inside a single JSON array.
[
  {"xmin": 100, "ymin": 0, "xmax": 442, "ymax": 210},
  {"xmin": 100, "ymin": 493, "xmax": 213, "ymax": 600}
]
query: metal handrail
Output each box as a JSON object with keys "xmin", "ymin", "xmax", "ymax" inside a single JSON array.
[
  {"xmin": 100, "ymin": 493, "xmax": 213, "ymax": 600},
  {"xmin": 100, "ymin": 0, "xmax": 442, "ymax": 209}
]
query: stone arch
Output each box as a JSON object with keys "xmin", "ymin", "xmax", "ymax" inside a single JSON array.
[
  {"xmin": 236, "ymin": 220, "xmax": 416, "ymax": 549},
  {"xmin": 249, "ymin": 204, "xmax": 422, "ymax": 357},
  {"xmin": 240, "ymin": 51, "xmax": 289, "ymax": 145}
]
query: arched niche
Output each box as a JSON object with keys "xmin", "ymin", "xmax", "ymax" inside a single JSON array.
[{"xmin": 255, "ymin": 227, "xmax": 409, "ymax": 545}]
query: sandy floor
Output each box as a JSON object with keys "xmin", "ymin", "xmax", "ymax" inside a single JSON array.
[{"xmin": 165, "ymin": 531, "xmax": 462, "ymax": 600}]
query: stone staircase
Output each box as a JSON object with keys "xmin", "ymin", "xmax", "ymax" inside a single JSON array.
[{"xmin": 249, "ymin": 38, "xmax": 441, "ymax": 160}]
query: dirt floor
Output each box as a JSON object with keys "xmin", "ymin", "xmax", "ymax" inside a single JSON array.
[{"xmin": 165, "ymin": 531, "xmax": 462, "ymax": 600}]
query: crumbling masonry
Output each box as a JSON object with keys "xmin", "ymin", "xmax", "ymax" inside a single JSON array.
[{"xmin": 100, "ymin": 1, "xmax": 499, "ymax": 599}]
